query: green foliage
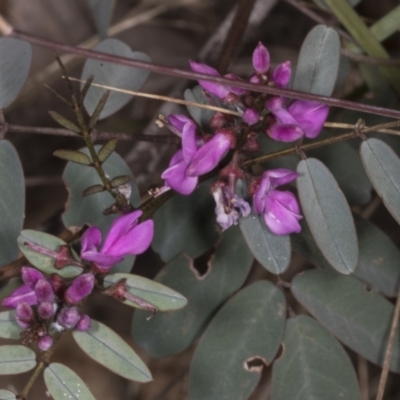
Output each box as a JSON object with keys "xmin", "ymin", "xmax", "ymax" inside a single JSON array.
[
  {"xmin": 0, "ymin": 345, "xmax": 36, "ymax": 375},
  {"xmin": 271, "ymin": 316, "xmax": 361, "ymax": 400},
  {"xmin": 297, "ymin": 158, "xmax": 358, "ymax": 274},
  {"xmin": 292, "ymin": 270, "xmax": 400, "ymax": 372},
  {"xmin": 73, "ymin": 319, "xmax": 152, "ymax": 382},
  {"xmin": 0, "ymin": 390, "xmax": 16, "ymax": 400},
  {"xmin": 44, "ymin": 363, "xmax": 96, "ymax": 400},
  {"xmin": 0, "ymin": 141, "xmax": 25, "ymax": 267},
  {"xmin": 292, "ymin": 25, "xmax": 340, "ymax": 96},
  {"xmin": 132, "ymin": 226, "xmax": 253, "ymax": 358},
  {"xmin": 152, "ymin": 180, "xmax": 219, "ymax": 262},
  {"xmin": 239, "ymin": 212, "xmax": 291, "ymax": 274},
  {"xmin": 0, "ymin": 311, "xmax": 22, "ymax": 340},
  {"xmin": 17, "ymin": 230, "xmax": 82, "ymax": 278},
  {"xmin": 188, "ymin": 281, "xmax": 286, "ymax": 400},
  {"xmin": 81, "ymin": 39, "xmax": 150, "ymax": 119},
  {"xmin": 88, "ymin": 0, "xmax": 116, "ymax": 39},
  {"xmin": 104, "ymin": 273, "xmax": 187, "ymax": 311}
]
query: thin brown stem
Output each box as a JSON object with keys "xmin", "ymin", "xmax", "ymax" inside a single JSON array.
[
  {"xmin": 375, "ymin": 289, "xmax": 400, "ymax": 400},
  {"xmin": 7, "ymin": 29, "xmax": 400, "ymax": 120}
]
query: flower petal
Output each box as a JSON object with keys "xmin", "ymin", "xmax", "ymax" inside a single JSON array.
[
  {"xmin": 266, "ymin": 169, "xmax": 299, "ymax": 187},
  {"xmin": 21, "ymin": 267, "xmax": 45, "ymax": 289},
  {"xmin": 264, "ymin": 190, "xmax": 302, "ymax": 235},
  {"xmin": 252, "ymin": 42, "xmax": 270, "ymax": 74},
  {"xmin": 168, "ymin": 114, "xmax": 193, "ymax": 133},
  {"xmin": 272, "ymin": 61, "xmax": 291, "ymax": 88},
  {"xmin": 267, "ymin": 97, "xmax": 297, "ymax": 125},
  {"xmin": 242, "ymin": 108, "xmax": 259, "ymax": 126},
  {"xmin": 224, "ymin": 73, "xmax": 246, "ymax": 95},
  {"xmin": 189, "ymin": 60, "xmax": 230, "ymax": 99},
  {"xmin": 81, "ymin": 250, "xmax": 123, "ymax": 266},
  {"xmin": 101, "ymin": 211, "xmax": 143, "ymax": 254},
  {"xmin": 162, "ymin": 159, "xmax": 198, "ymax": 195},
  {"xmin": 1, "ymin": 285, "xmax": 37, "ymax": 308},
  {"xmin": 181, "ymin": 121, "xmax": 198, "ymax": 163},
  {"xmin": 186, "ymin": 132, "xmax": 231, "ymax": 177},
  {"xmin": 80, "ymin": 227, "xmax": 102, "ymax": 254},
  {"xmin": 288, "ymin": 100, "xmax": 329, "ymax": 138},
  {"xmin": 267, "ymin": 123, "xmax": 304, "ymax": 142}
]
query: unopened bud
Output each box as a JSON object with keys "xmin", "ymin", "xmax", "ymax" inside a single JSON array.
[
  {"xmin": 57, "ymin": 307, "xmax": 80, "ymax": 329},
  {"xmin": 64, "ymin": 273, "xmax": 94, "ymax": 305},
  {"xmin": 16, "ymin": 302, "xmax": 34, "ymax": 323},
  {"xmin": 34, "ymin": 279, "xmax": 54, "ymax": 303},
  {"xmin": 38, "ymin": 335, "xmax": 53, "ymax": 351},
  {"xmin": 75, "ymin": 315, "xmax": 91, "ymax": 332},
  {"xmin": 21, "ymin": 267, "xmax": 44, "ymax": 289},
  {"xmin": 38, "ymin": 301, "xmax": 56, "ymax": 319}
]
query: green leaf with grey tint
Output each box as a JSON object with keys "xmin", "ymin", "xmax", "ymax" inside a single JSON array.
[
  {"xmin": 89, "ymin": 0, "xmax": 116, "ymax": 39},
  {"xmin": 152, "ymin": 180, "xmax": 219, "ymax": 262},
  {"xmin": 292, "ymin": 25, "xmax": 340, "ymax": 96},
  {"xmin": 240, "ymin": 212, "xmax": 291, "ymax": 274},
  {"xmin": 360, "ymin": 138, "xmax": 400, "ymax": 225},
  {"xmin": 308, "ymin": 132, "xmax": 371, "ymax": 205},
  {"xmin": 0, "ymin": 311, "xmax": 22, "ymax": 340},
  {"xmin": 312, "ymin": 0, "xmax": 360, "ymax": 9},
  {"xmin": 132, "ymin": 226, "xmax": 253, "ymax": 358},
  {"xmin": 271, "ymin": 316, "xmax": 360, "ymax": 400},
  {"xmin": 189, "ymin": 281, "xmax": 286, "ymax": 400},
  {"xmin": 292, "ymin": 270, "xmax": 400, "ymax": 372},
  {"xmin": 81, "ymin": 39, "xmax": 150, "ymax": 119},
  {"xmin": 44, "ymin": 363, "xmax": 96, "ymax": 400},
  {"xmin": 98, "ymin": 139, "xmax": 118, "ymax": 162},
  {"xmin": 352, "ymin": 214, "xmax": 400, "ymax": 297},
  {"xmin": 297, "ymin": 158, "xmax": 358, "ymax": 274},
  {"xmin": 184, "ymin": 86, "xmax": 218, "ymax": 129},
  {"xmin": 0, "ymin": 345, "xmax": 36, "ymax": 375},
  {"xmin": 0, "ymin": 38, "xmax": 32, "ymax": 108},
  {"xmin": 0, "ymin": 141, "xmax": 24, "ymax": 267},
  {"xmin": 0, "ymin": 390, "xmax": 16, "ymax": 400},
  {"xmin": 104, "ymin": 273, "xmax": 187, "ymax": 311},
  {"xmin": 54, "ymin": 149, "xmax": 92, "ymax": 165},
  {"xmin": 17, "ymin": 230, "xmax": 82, "ymax": 278},
  {"xmin": 49, "ymin": 111, "xmax": 80, "ymax": 133},
  {"xmin": 73, "ymin": 319, "xmax": 152, "ymax": 382}
]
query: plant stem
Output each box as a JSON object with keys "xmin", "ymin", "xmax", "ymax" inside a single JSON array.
[
  {"xmin": 375, "ymin": 288, "xmax": 400, "ymax": 400},
  {"xmin": 6, "ymin": 29, "xmax": 400, "ymax": 120},
  {"xmin": 244, "ymin": 120, "xmax": 400, "ymax": 166}
]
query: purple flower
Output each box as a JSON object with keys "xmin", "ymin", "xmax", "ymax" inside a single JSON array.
[
  {"xmin": 213, "ymin": 185, "xmax": 251, "ymax": 231},
  {"xmin": 64, "ymin": 273, "xmax": 95, "ymax": 305},
  {"xmin": 272, "ymin": 61, "xmax": 291, "ymax": 88},
  {"xmin": 1, "ymin": 267, "xmax": 47, "ymax": 308},
  {"xmin": 76, "ymin": 315, "xmax": 91, "ymax": 332},
  {"xmin": 16, "ymin": 302, "xmax": 34, "ymax": 328},
  {"xmin": 189, "ymin": 61, "xmax": 244, "ymax": 101},
  {"xmin": 253, "ymin": 42, "xmax": 270, "ymax": 74},
  {"xmin": 161, "ymin": 118, "xmax": 233, "ymax": 195},
  {"xmin": 57, "ymin": 307, "xmax": 80, "ymax": 329},
  {"xmin": 38, "ymin": 335, "xmax": 53, "ymax": 351},
  {"xmin": 266, "ymin": 97, "xmax": 329, "ymax": 142},
  {"xmin": 242, "ymin": 108, "xmax": 259, "ymax": 126},
  {"xmin": 253, "ymin": 169, "xmax": 302, "ymax": 235},
  {"xmin": 80, "ymin": 211, "xmax": 154, "ymax": 271}
]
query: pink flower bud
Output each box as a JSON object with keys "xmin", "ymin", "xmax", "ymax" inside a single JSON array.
[
  {"xmin": 38, "ymin": 335, "xmax": 53, "ymax": 351},
  {"xmin": 57, "ymin": 307, "xmax": 80, "ymax": 329},
  {"xmin": 272, "ymin": 61, "xmax": 291, "ymax": 88},
  {"xmin": 21, "ymin": 267, "xmax": 44, "ymax": 289},
  {"xmin": 64, "ymin": 274, "xmax": 94, "ymax": 305},
  {"xmin": 34, "ymin": 279, "xmax": 54, "ymax": 303},
  {"xmin": 242, "ymin": 108, "xmax": 260, "ymax": 126},
  {"xmin": 252, "ymin": 42, "xmax": 270, "ymax": 74},
  {"xmin": 75, "ymin": 315, "xmax": 91, "ymax": 332},
  {"xmin": 38, "ymin": 302, "xmax": 55, "ymax": 319},
  {"xmin": 16, "ymin": 302, "xmax": 34, "ymax": 323}
]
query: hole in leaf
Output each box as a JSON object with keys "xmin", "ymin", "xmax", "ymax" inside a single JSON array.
[
  {"xmin": 244, "ymin": 356, "xmax": 268, "ymax": 373},
  {"xmin": 190, "ymin": 248, "xmax": 214, "ymax": 280}
]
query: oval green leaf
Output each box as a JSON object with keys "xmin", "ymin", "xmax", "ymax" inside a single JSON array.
[
  {"xmin": 240, "ymin": 212, "xmax": 291, "ymax": 274},
  {"xmin": 188, "ymin": 281, "xmax": 286, "ymax": 400},
  {"xmin": 104, "ymin": 273, "xmax": 187, "ymax": 311},
  {"xmin": 89, "ymin": 0, "xmax": 116, "ymax": 39},
  {"xmin": 0, "ymin": 141, "xmax": 24, "ymax": 267},
  {"xmin": 73, "ymin": 319, "xmax": 152, "ymax": 382},
  {"xmin": 82, "ymin": 39, "xmax": 150, "ymax": 119},
  {"xmin": 292, "ymin": 270, "xmax": 400, "ymax": 372},
  {"xmin": 44, "ymin": 363, "xmax": 96, "ymax": 400},
  {"xmin": 152, "ymin": 180, "xmax": 219, "ymax": 262},
  {"xmin": 0, "ymin": 38, "xmax": 32, "ymax": 108},
  {"xmin": 0, "ymin": 311, "xmax": 22, "ymax": 340},
  {"xmin": 297, "ymin": 158, "xmax": 358, "ymax": 274},
  {"xmin": 271, "ymin": 316, "xmax": 360, "ymax": 400},
  {"xmin": 62, "ymin": 146, "xmax": 139, "ymax": 273},
  {"xmin": 0, "ymin": 390, "xmax": 16, "ymax": 400},
  {"xmin": 292, "ymin": 25, "xmax": 340, "ymax": 96},
  {"xmin": 17, "ymin": 230, "xmax": 82, "ymax": 278},
  {"xmin": 352, "ymin": 214, "xmax": 400, "ymax": 297},
  {"xmin": 0, "ymin": 345, "xmax": 36, "ymax": 375},
  {"xmin": 360, "ymin": 138, "xmax": 400, "ymax": 225},
  {"xmin": 132, "ymin": 226, "xmax": 253, "ymax": 358}
]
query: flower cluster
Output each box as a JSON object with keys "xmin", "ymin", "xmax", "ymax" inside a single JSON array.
[
  {"xmin": 1, "ymin": 211, "xmax": 155, "ymax": 351},
  {"xmin": 158, "ymin": 41, "xmax": 327, "ymax": 234}
]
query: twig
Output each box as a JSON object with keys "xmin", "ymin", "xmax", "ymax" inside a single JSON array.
[
  {"xmin": 375, "ymin": 289, "xmax": 400, "ymax": 400},
  {"xmin": 358, "ymin": 356, "xmax": 369, "ymax": 400},
  {"xmin": 4, "ymin": 29, "xmax": 400, "ymax": 119}
]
